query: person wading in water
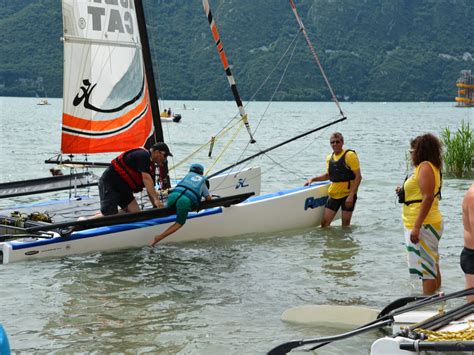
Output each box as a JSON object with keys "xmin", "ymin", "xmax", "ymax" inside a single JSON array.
[{"xmin": 304, "ymin": 132, "xmax": 362, "ymax": 227}]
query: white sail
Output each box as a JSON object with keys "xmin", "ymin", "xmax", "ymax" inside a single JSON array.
[{"xmin": 61, "ymin": 0, "xmax": 154, "ymax": 153}]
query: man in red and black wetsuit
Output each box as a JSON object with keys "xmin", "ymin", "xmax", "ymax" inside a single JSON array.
[{"xmin": 98, "ymin": 142, "xmax": 173, "ymax": 216}]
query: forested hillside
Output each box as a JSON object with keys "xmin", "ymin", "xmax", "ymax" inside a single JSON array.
[{"xmin": 0, "ymin": 0, "xmax": 472, "ymax": 101}]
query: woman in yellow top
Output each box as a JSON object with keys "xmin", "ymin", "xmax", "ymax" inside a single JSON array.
[{"xmin": 397, "ymin": 133, "xmax": 443, "ymax": 295}]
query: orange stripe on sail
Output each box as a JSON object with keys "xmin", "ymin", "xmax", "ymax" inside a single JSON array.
[
  {"xmin": 63, "ymin": 85, "xmax": 149, "ymax": 131},
  {"xmin": 61, "ymin": 108, "xmax": 153, "ymax": 154}
]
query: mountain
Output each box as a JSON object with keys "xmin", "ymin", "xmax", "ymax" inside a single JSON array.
[{"xmin": 0, "ymin": 0, "xmax": 472, "ymax": 101}]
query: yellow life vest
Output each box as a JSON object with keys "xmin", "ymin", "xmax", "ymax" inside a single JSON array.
[{"xmin": 325, "ymin": 149, "xmax": 360, "ymax": 199}]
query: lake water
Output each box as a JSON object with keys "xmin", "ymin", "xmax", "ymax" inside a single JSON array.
[{"xmin": 0, "ymin": 97, "xmax": 472, "ymax": 354}]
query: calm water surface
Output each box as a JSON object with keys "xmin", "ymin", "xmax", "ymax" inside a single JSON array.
[{"xmin": 0, "ymin": 97, "xmax": 473, "ymax": 354}]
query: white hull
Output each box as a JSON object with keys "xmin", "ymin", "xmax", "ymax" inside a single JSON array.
[
  {"xmin": 1, "ymin": 182, "xmax": 329, "ymax": 264},
  {"xmin": 160, "ymin": 117, "xmax": 177, "ymax": 123},
  {"xmin": 160, "ymin": 114, "xmax": 181, "ymax": 123},
  {"xmin": 208, "ymin": 166, "xmax": 261, "ymax": 198}
]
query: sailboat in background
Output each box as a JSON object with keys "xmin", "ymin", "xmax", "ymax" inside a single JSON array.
[
  {"xmin": 36, "ymin": 78, "xmax": 51, "ymax": 105},
  {"xmin": 0, "ymin": 0, "xmax": 341, "ymax": 264},
  {"xmin": 37, "ymin": 99, "xmax": 51, "ymax": 105}
]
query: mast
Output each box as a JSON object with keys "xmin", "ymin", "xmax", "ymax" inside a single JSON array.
[
  {"xmin": 134, "ymin": 0, "xmax": 164, "ymax": 146},
  {"xmin": 134, "ymin": 0, "xmax": 171, "ymax": 189}
]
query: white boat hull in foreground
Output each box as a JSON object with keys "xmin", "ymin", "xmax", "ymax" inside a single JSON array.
[
  {"xmin": 0, "ymin": 182, "xmax": 329, "ymax": 264},
  {"xmin": 371, "ymin": 311, "xmax": 474, "ymax": 354}
]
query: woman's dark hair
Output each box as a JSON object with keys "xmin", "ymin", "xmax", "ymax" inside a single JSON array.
[{"xmin": 410, "ymin": 133, "xmax": 442, "ymax": 169}]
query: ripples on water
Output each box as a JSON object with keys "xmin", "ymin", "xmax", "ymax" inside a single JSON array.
[{"xmin": 0, "ymin": 98, "xmax": 472, "ymax": 353}]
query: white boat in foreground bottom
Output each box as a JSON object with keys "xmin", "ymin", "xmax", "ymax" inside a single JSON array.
[
  {"xmin": 371, "ymin": 291, "xmax": 474, "ymax": 354},
  {"xmin": 0, "ymin": 181, "xmax": 330, "ymax": 264},
  {"xmin": 372, "ymin": 310, "xmax": 474, "ymax": 354},
  {"xmin": 269, "ymin": 289, "xmax": 474, "ymax": 355}
]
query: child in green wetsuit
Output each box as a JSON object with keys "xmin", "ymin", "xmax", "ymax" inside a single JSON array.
[{"xmin": 149, "ymin": 164, "xmax": 211, "ymax": 246}]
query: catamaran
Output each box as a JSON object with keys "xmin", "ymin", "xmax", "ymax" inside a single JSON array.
[{"xmin": 0, "ymin": 0, "xmax": 345, "ymax": 264}]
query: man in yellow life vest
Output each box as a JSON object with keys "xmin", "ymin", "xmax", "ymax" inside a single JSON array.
[{"xmin": 304, "ymin": 132, "xmax": 362, "ymax": 227}]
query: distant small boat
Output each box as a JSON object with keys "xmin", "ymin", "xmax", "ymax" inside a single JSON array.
[
  {"xmin": 160, "ymin": 113, "xmax": 182, "ymax": 123},
  {"xmin": 37, "ymin": 99, "xmax": 50, "ymax": 106}
]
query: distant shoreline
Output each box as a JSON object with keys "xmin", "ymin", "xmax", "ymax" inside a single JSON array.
[{"xmin": 0, "ymin": 96, "xmax": 463, "ymax": 104}]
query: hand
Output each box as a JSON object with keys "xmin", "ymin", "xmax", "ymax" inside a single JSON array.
[
  {"xmin": 395, "ymin": 186, "xmax": 401, "ymax": 194},
  {"xmin": 345, "ymin": 195, "xmax": 354, "ymax": 208},
  {"xmin": 152, "ymin": 197, "xmax": 163, "ymax": 208},
  {"xmin": 149, "ymin": 235, "xmax": 160, "ymax": 247},
  {"xmin": 304, "ymin": 179, "xmax": 311, "ymax": 186},
  {"xmin": 410, "ymin": 227, "xmax": 420, "ymax": 244},
  {"xmin": 149, "ymin": 233, "xmax": 166, "ymax": 247}
]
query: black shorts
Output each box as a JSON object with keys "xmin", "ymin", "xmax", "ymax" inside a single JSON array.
[
  {"xmin": 460, "ymin": 247, "xmax": 474, "ymax": 275},
  {"xmin": 99, "ymin": 171, "xmax": 134, "ymax": 216},
  {"xmin": 325, "ymin": 194, "xmax": 357, "ymax": 212}
]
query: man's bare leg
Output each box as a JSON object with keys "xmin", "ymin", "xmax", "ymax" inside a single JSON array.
[{"xmin": 321, "ymin": 208, "xmax": 337, "ymax": 228}]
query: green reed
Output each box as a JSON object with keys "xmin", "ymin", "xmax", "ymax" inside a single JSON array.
[{"xmin": 441, "ymin": 120, "xmax": 474, "ymax": 178}]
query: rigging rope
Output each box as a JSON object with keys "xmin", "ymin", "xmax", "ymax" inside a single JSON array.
[
  {"xmin": 415, "ymin": 321, "xmax": 474, "ymax": 341},
  {"xmin": 244, "ymin": 30, "xmax": 301, "ymax": 105},
  {"xmin": 251, "ymin": 113, "xmax": 339, "ymax": 182},
  {"xmin": 251, "ymin": 32, "xmax": 300, "ymax": 136},
  {"xmin": 168, "ymin": 119, "xmax": 243, "ymax": 173},
  {"xmin": 206, "ymin": 28, "xmax": 302, "ymax": 183},
  {"xmin": 288, "ymin": 0, "xmax": 345, "ymax": 117},
  {"xmin": 205, "ymin": 121, "xmax": 245, "ymax": 175}
]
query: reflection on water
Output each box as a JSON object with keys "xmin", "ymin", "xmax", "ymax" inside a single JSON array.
[
  {"xmin": 36, "ymin": 245, "xmax": 249, "ymax": 353},
  {"xmin": 320, "ymin": 228, "xmax": 361, "ymax": 283}
]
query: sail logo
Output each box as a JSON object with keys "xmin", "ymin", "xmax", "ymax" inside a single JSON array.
[
  {"xmin": 304, "ymin": 196, "xmax": 328, "ymax": 210},
  {"xmin": 78, "ymin": 17, "xmax": 86, "ymax": 30},
  {"xmin": 87, "ymin": 1, "xmax": 135, "ymax": 34},
  {"xmin": 73, "ymin": 78, "xmax": 144, "ymax": 112},
  {"xmin": 235, "ymin": 178, "xmax": 249, "ymax": 189}
]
